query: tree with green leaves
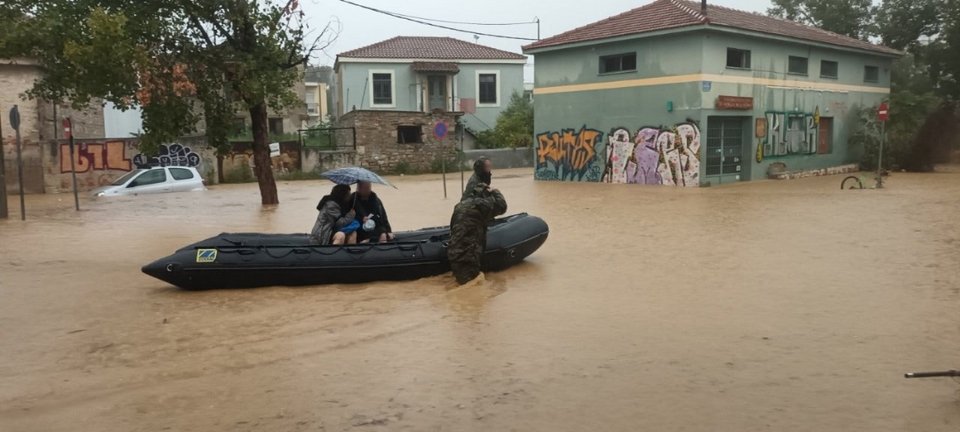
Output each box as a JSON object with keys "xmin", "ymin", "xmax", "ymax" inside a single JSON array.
[
  {"xmin": 768, "ymin": 0, "xmax": 876, "ymax": 40},
  {"xmin": 0, "ymin": 0, "xmax": 337, "ymax": 205},
  {"xmin": 474, "ymin": 92, "xmax": 533, "ymax": 149},
  {"xmin": 770, "ymin": 0, "xmax": 960, "ymax": 170}
]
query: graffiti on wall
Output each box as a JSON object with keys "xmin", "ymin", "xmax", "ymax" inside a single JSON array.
[
  {"xmin": 762, "ymin": 111, "xmax": 819, "ymax": 159},
  {"xmin": 60, "ymin": 141, "xmax": 132, "ymax": 173},
  {"xmin": 132, "ymin": 143, "xmax": 201, "ymax": 169},
  {"xmin": 603, "ymin": 122, "xmax": 701, "ymax": 187},
  {"xmin": 535, "ymin": 127, "xmax": 604, "ymax": 181},
  {"xmin": 536, "ymin": 122, "xmax": 702, "ymax": 186}
]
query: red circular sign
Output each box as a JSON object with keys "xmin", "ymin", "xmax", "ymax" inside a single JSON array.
[{"xmin": 877, "ymin": 102, "xmax": 889, "ymax": 122}]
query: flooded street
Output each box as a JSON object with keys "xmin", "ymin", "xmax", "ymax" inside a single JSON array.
[{"xmin": 2, "ymin": 169, "xmax": 959, "ymax": 431}]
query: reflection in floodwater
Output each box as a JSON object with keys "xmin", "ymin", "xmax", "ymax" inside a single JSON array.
[{"xmin": 1, "ymin": 169, "xmax": 960, "ymax": 431}]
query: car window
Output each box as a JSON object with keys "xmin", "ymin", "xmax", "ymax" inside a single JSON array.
[
  {"xmin": 169, "ymin": 168, "xmax": 195, "ymax": 181},
  {"xmin": 111, "ymin": 170, "xmax": 143, "ymax": 186},
  {"xmin": 128, "ymin": 169, "xmax": 167, "ymax": 187}
]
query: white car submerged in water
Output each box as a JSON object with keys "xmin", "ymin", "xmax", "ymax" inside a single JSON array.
[{"xmin": 93, "ymin": 166, "xmax": 206, "ymax": 197}]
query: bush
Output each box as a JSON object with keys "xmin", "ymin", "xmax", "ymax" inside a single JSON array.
[
  {"xmin": 473, "ymin": 92, "xmax": 533, "ymax": 149},
  {"xmin": 223, "ymin": 164, "xmax": 256, "ymax": 183},
  {"xmin": 429, "ymin": 154, "xmax": 458, "ymax": 174},
  {"xmin": 393, "ymin": 161, "xmax": 412, "ymax": 175}
]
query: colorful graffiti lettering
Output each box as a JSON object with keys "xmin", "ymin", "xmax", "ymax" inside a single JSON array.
[
  {"xmin": 536, "ymin": 127, "xmax": 603, "ymax": 181},
  {"xmin": 132, "ymin": 143, "xmax": 202, "ymax": 168},
  {"xmin": 763, "ymin": 112, "xmax": 819, "ymax": 158},
  {"xmin": 606, "ymin": 122, "xmax": 702, "ymax": 187},
  {"xmin": 602, "ymin": 128, "xmax": 633, "ymax": 184},
  {"xmin": 536, "ymin": 122, "xmax": 701, "ymax": 186},
  {"xmin": 60, "ymin": 141, "xmax": 132, "ymax": 173}
]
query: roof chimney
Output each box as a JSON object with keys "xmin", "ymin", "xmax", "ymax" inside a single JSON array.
[{"xmin": 701, "ymin": 0, "xmax": 707, "ymax": 15}]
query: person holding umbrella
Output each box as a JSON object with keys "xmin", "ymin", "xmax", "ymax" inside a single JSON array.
[
  {"xmin": 320, "ymin": 167, "xmax": 397, "ymax": 243},
  {"xmin": 352, "ymin": 181, "xmax": 395, "ymax": 243}
]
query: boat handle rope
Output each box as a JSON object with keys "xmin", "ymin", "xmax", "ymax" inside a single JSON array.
[{"xmin": 216, "ymin": 243, "xmax": 427, "ymax": 259}]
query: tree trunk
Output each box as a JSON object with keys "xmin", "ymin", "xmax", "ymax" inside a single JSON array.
[{"xmin": 249, "ymin": 102, "xmax": 279, "ymax": 205}]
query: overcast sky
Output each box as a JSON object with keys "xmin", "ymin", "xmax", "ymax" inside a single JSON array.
[{"xmin": 303, "ymin": 0, "xmax": 774, "ymax": 77}]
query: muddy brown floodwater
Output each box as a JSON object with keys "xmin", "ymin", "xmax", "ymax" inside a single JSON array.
[{"xmin": 1, "ymin": 169, "xmax": 960, "ymax": 431}]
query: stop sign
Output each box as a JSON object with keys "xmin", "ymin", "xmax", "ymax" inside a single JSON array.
[{"xmin": 877, "ymin": 102, "xmax": 889, "ymax": 122}]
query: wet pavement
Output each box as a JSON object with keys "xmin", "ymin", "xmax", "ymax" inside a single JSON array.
[{"xmin": 1, "ymin": 169, "xmax": 959, "ymax": 431}]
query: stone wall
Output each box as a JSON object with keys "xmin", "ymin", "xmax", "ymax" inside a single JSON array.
[
  {"xmin": 301, "ymin": 149, "xmax": 358, "ymax": 175},
  {"xmin": 1, "ymin": 61, "xmax": 44, "ymax": 193},
  {"xmin": 337, "ymin": 110, "xmax": 460, "ymax": 173},
  {"xmin": 218, "ymin": 141, "xmax": 301, "ymax": 183},
  {"xmin": 2, "ymin": 61, "xmax": 107, "ymax": 193}
]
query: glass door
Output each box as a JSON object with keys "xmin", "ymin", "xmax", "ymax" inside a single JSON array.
[
  {"xmin": 706, "ymin": 117, "xmax": 746, "ymax": 182},
  {"xmin": 427, "ymin": 75, "xmax": 447, "ymax": 111}
]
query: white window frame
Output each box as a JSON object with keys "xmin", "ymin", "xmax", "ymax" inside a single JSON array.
[
  {"xmin": 369, "ymin": 69, "xmax": 396, "ymax": 108},
  {"xmin": 476, "ymin": 70, "xmax": 501, "ymax": 107}
]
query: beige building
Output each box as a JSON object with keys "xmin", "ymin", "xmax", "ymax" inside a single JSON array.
[
  {"xmin": 304, "ymin": 66, "xmax": 330, "ymax": 127},
  {"xmin": 1, "ymin": 59, "xmax": 105, "ymax": 193}
]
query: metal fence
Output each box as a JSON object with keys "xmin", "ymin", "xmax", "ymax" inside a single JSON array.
[{"xmin": 297, "ymin": 126, "xmax": 356, "ymax": 151}]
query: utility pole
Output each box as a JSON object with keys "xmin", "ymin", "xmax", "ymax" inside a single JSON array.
[
  {"xmin": 0, "ymin": 109, "xmax": 7, "ymax": 219},
  {"xmin": 10, "ymin": 105, "xmax": 25, "ymax": 220},
  {"xmin": 536, "ymin": 17, "xmax": 541, "ymax": 40},
  {"xmin": 64, "ymin": 117, "xmax": 80, "ymax": 210},
  {"xmin": 877, "ymin": 102, "xmax": 889, "ymax": 189}
]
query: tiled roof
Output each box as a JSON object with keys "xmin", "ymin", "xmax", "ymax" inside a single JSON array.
[
  {"xmin": 523, "ymin": 0, "xmax": 900, "ymax": 56},
  {"xmin": 339, "ymin": 36, "xmax": 526, "ymax": 60},
  {"xmin": 411, "ymin": 61, "xmax": 460, "ymax": 73}
]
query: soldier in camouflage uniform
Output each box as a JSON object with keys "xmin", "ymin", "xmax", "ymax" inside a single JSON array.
[{"xmin": 448, "ymin": 183, "xmax": 507, "ymax": 284}]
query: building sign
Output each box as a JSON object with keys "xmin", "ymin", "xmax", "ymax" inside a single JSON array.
[
  {"xmin": 702, "ymin": 81, "xmax": 712, "ymax": 92},
  {"xmin": 755, "ymin": 118, "xmax": 767, "ymax": 138},
  {"xmin": 716, "ymin": 96, "xmax": 754, "ymax": 110}
]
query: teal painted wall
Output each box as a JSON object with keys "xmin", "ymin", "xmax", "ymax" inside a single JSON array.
[
  {"xmin": 699, "ymin": 30, "xmax": 892, "ymax": 180},
  {"xmin": 530, "ymin": 29, "xmax": 894, "ymax": 185},
  {"xmin": 532, "ymin": 33, "xmax": 706, "ymax": 184},
  {"xmin": 336, "ymin": 62, "xmax": 524, "ymax": 133},
  {"xmin": 533, "ymin": 32, "xmax": 704, "ymax": 88},
  {"xmin": 456, "ymin": 64, "xmax": 525, "ymax": 132},
  {"xmin": 337, "ymin": 62, "xmax": 419, "ymax": 112}
]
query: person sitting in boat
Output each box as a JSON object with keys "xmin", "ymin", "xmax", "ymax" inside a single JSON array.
[
  {"xmin": 351, "ymin": 181, "xmax": 395, "ymax": 243},
  {"xmin": 448, "ymin": 183, "xmax": 507, "ymax": 284},
  {"xmin": 311, "ymin": 184, "xmax": 359, "ymax": 245},
  {"xmin": 462, "ymin": 157, "xmax": 492, "ymax": 201}
]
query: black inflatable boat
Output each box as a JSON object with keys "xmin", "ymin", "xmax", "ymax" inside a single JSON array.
[{"xmin": 142, "ymin": 213, "xmax": 548, "ymax": 289}]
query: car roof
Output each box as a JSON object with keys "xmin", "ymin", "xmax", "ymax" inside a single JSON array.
[{"xmin": 145, "ymin": 166, "xmax": 200, "ymax": 171}]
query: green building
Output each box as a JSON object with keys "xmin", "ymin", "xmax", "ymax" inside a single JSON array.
[
  {"xmin": 522, "ymin": 0, "xmax": 901, "ymax": 185},
  {"xmin": 334, "ymin": 36, "xmax": 527, "ymax": 135}
]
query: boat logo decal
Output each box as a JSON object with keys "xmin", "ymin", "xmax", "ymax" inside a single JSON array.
[{"xmin": 196, "ymin": 249, "xmax": 218, "ymax": 263}]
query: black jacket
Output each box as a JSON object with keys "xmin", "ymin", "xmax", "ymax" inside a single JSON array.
[{"xmin": 351, "ymin": 192, "xmax": 392, "ymax": 234}]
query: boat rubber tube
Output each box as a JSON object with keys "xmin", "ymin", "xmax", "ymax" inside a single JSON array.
[{"xmin": 142, "ymin": 213, "xmax": 548, "ymax": 289}]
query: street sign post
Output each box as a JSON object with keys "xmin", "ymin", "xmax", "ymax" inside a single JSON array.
[
  {"xmin": 10, "ymin": 105, "xmax": 25, "ymax": 220},
  {"xmin": 64, "ymin": 118, "xmax": 80, "ymax": 210},
  {"xmin": 0, "ymin": 109, "xmax": 7, "ymax": 219},
  {"xmin": 877, "ymin": 102, "xmax": 889, "ymax": 189},
  {"xmin": 435, "ymin": 121, "xmax": 449, "ymax": 199}
]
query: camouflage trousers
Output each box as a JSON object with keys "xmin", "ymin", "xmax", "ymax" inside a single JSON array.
[{"xmin": 448, "ymin": 209, "xmax": 486, "ymax": 285}]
